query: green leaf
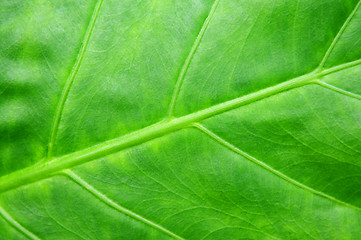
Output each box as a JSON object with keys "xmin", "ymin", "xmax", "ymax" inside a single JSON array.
[{"xmin": 1, "ymin": 0, "xmax": 361, "ymax": 239}]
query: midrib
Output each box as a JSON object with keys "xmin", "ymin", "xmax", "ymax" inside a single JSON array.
[{"xmin": 1, "ymin": 57, "xmax": 361, "ymax": 194}]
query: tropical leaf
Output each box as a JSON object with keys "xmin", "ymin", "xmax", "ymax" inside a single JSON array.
[{"xmin": 1, "ymin": 0, "xmax": 361, "ymax": 239}]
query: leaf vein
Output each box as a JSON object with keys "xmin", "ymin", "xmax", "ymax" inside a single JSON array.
[
  {"xmin": 1, "ymin": 58, "xmax": 361, "ymax": 194},
  {"xmin": 0, "ymin": 205, "xmax": 41, "ymax": 240},
  {"xmin": 193, "ymin": 123, "xmax": 361, "ymax": 212},
  {"xmin": 318, "ymin": 0, "xmax": 361, "ymax": 69},
  {"xmin": 167, "ymin": 0, "xmax": 221, "ymax": 117},
  {"xmin": 47, "ymin": 0, "xmax": 104, "ymax": 158},
  {"xmin": 62, "ymin": 170, "xmax": 184, "ymax": 240},
  {"xmin": 316, "ymin": 80, "xmax": 361, "ymax": 101}
]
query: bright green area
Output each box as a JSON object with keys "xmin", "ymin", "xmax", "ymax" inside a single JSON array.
[{"xmin": 1, "ymin": 0, "xmax": 361, "ymax": 239}]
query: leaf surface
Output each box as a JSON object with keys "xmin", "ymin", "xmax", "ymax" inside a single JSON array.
[{"xmin": 1, "ymin": 0, "xmax": 361, "ymax": 239}]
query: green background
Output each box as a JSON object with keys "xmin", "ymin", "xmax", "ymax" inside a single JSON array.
[{"xmin": 1, "ymin": 0, "xmax": 361, "ymax": 239}]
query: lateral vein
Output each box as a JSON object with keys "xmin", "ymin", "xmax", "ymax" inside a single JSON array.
[
  {"xmin": 316, "ymin": 80, "xmax": 361, "ymax": 101},
  {"xmin": 62, "ymin": 170, "xmax": 184, "ymax": 240},
  {"xmin": 47, "ymin": 0, "xmax": 104, "ymax": 158},
  {"xmin": 167, "ymin": 0, "xmax": 221, "ymax": 117},
  {"xmin": 193, "ymin": 123, "xmax": 361, "ymax": 212},
  {"xmin": 318, "ymin": 0, "xmax": 361, "ymax": 69},
  {"xmin": 0, "ymin": 206, "xmax": 41, "ymax": 240}
]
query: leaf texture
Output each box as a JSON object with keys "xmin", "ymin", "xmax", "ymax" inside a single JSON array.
[{"xmin": 1, "ymin": 0, "xmax": 361, "ymax": 239}]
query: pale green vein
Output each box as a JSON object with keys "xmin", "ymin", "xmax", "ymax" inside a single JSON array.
[
  {"xmin": 193, "ymin": 123, "xmax": 361, "ymax": 212},
  {"xmin": 62, "ymin": 170, "xmax": 184, "ymax": 240},
  {"xmin": 316, "ymin": 80, "xmax": 361, "ymax": 101},
  {"xmin": 320, "ymin": 57, "xmax": 361, "ymax": 75},
  {"xmin": 318, "ymin": 0, "xmax": 361, "ymax": 69},
  {"xmin": 47, "ymin": 0, "xmax": 104, "ymax": 158},
  {"xmin": 167, "ymin": 0, "xmax": 221, "ymax": 117},
  {"xmin": 1, "ymin": 58, "xmax": 361, "ymax": 194},
  {"xmin": 0, "ymin": 206, "xmax": 41, "ymax": 240}
]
